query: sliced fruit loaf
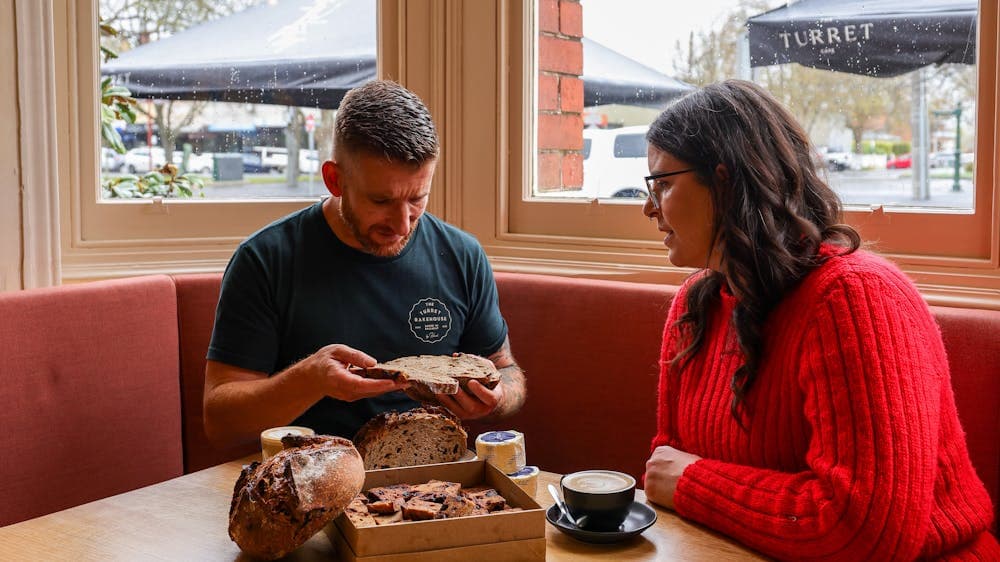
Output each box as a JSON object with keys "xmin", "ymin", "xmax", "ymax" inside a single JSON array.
[
  {"xmin": 352, "ymin": 406, "xmax": 469, "ymax": 470},
  {"xmin": 352, "ymin": 353, "xmax": 501, "ymax": 404}
]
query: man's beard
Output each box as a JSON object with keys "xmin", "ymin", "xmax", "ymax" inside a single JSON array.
[{"xmin": 339, "ymin": 194, "xmax": 417, "ymax": 257}]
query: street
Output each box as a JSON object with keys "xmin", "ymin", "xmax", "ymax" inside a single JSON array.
[
  {"xmin": 199, "ymin": 173, "xmax": 327, "ymax": 199},
  {"xmin": 826, "ymin": 169, "xmax": 974, "ymax": 209},
  {"xmin": 188, "ymin": 169, "xmax": 975, "ymax": 211}
]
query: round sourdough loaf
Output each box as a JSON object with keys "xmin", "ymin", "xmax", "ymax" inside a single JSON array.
[
  {"xmin": 228, "ymin": 435, "xmax": 364, "ymax": 560},
  {"xmin": 353, "ymin": 407, "xmax": 469, "ymax": 470},
  {"xmin": 354, "ymin": 353, "xmax": 501, "ymax": 406}
]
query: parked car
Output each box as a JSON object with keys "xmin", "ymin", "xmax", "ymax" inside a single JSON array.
[
  {"xmin": 241, "ymin": 152, "xmax": 269, "ymax": 174},
  {"xmin": 886, "ymin": 154, "xmax": 913, "ymax": 169},
  {"xmin": 101, "ymin": 147, "xmax": 124, "ymax": 172},
  {"xmin": 299, "ymin": 149, "xmax": 321, "ymax": 174},
  {"xmin": 121, "ymin": 146, "xmax": 167, "ymax": 174},
  {"xmin": 579, "ymin": 125, "xmax": 651, "ymax": 199},
  {"xmin": 929, "ymin": 152, "xmax": 974, "ymax": 169},
  {"xmin": 174, "ymin": 151, "xmax": 214, "ymax": 175},
  {"xmin": 818, "ymin": 146, "xmax": 853, "ymax": 171},
  {"xmin": 121, "ymin": 146, "xmax": 213, "ymax": 175},
  {"xmin": 252, "ymin": 146, "xmax": 288, "ymax": 173}
]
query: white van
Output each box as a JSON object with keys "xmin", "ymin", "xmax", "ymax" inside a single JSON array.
[
  {"xmin": 581, "ymin": 125, "xmax": 650, "ymax": 199},
  {"xmin": 121, "ymin": 146, "xmax": 214, "ymax": 175},
  {"xmin": 122, "ymin": 146, "xmax": 167, "ymax": 174},
  {"xmin": 538, "ymin": 126, "xmax": 650, "ymax": 200},
  {"xmin": 174, "ymin": 151, "xmax": 214, "ymax": 175},
  {"xmin": 252, "ymin": 146, "xmax": 289, "ymax": 173},
  {"xmin": 252, "ymin": 147, "xmax": 321, "ymax": 174}
]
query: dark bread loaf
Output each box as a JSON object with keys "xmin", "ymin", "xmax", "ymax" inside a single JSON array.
[
  {"xmin": 353, "ymin": 407, "xmax": 469, "ymax": 470},
  {"xmin": 353, "ymin": 353, "xmax": 501, "ymax": 405},
  {"xmin": 228, "ymin": 435, "xmax": 365, "ymax": 560}
]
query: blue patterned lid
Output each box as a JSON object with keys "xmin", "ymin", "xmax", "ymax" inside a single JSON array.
[{"xmin": 480, "ymin": 430, "xmax": 517, "ymax": 443}]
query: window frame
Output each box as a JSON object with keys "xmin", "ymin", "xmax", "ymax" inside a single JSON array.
[
  {"xmin": 25, "ymin": 0, "xmax": 1000, "ymax": 308},
  {"xmin": 463, "ymin": 0, "xmax": 1000, "ymax": 307},
  {"xmin": 49, "ymin": 0, "xmax": 448, "ymax": 280}
]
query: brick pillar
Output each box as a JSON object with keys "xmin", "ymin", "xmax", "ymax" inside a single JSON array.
[{"xmin": 537, "ymin": 0, "xmax": 584, "ymax": 193}]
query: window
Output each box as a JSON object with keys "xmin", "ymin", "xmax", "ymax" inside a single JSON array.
[
  {"xmin": 24, "ymin": 0, "xmax": 1000, "ymax": 306},
  {"xmin": 428, "ymin": 0, "xmax": 1000, "ymax": 306},
  {"xmin": 505, "ymin": 0, "xmax": 997, "ymax": 270},
  {"xmin": 50, "ymin": 0, "xmax": 382, "ymax": 279},
  {"xmin": 612, "ymin": 134, "xmax": 646, "ymax": 159},
  {"xmin": 97, "ymin": 0, "xmax": 367, "ymax": 201}
]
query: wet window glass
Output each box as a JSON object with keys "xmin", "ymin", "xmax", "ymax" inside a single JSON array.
[
  {"xmin": 613, "ymin": 134, "xmax": 646, "ymax": 159},
  {"xmin": 98, "ymin": 0, "xmax": 376, "ymax": 201},
  {"xmin": 535, "ymin": 0, "xmax": 978, "ymax": 212}
]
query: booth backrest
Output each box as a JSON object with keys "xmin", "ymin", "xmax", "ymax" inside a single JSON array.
[
  {"xmin": 467, "ymin": 272, "xmax": 675, "ymax": 480},
  {"xmin": 0, "ymin": 276, "xmax": 184, "ymax": 526},
  {"xmin": 170, "ymin": 271, "xmax": 998, "ymax": 527},
  {"xmin": 5, "ymin": 272, "xmax": 991, "ymax": 529},
  {"xmin": 932, "ymin": 305, "xmax": 1000, "ymax": 524},
  {"xmin": 485, "ymin": 273, "xmax": 999, "ymax": 528},
  {"xmin": 173, "ymin": 274, "xmax": 258, "ymax": 473}
]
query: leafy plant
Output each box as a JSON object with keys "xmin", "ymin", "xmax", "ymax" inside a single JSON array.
[
  {"xmin": 98, "ymin": 18, "xmax": 202, "ymax": 198},
  {"xmin": 102, "ymin": 163, "xmax": 207, "ymax": 199},
  {"xmin": 99, "ymin": 21, "xmax": 136, "ymax": 155}
]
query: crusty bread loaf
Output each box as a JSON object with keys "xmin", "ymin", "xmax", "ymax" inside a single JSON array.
[
  {"xmin": 353, "ymin": 407, "xmax": 468, "ymax": 470},
  {"xmin": 353, "ymin": 353, "xmax": 501, "ymax": 405},
  {"xmin": 228, "ymin": 434, "xmax": 365, "ymax": 560}
]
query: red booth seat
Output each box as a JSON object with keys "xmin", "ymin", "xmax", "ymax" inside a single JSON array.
[
  {"xmin": 0, "ymin": 276, "xmax": 183, "ymax": 526},
  {"xmin": 1, "ymin": 272, "xmax": 996, "ymax": 532}
]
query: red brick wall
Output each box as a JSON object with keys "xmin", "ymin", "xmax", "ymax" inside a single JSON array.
[{"xmin": 537, "ymin": 0, "xmax": 584, "ymax": 192}]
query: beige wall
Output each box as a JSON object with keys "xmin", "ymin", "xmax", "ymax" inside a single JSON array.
[{"xmin": 0, "ymin": 0, "xmax": 22, "ymax": 291}]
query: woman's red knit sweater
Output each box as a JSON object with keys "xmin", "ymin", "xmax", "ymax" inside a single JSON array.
[{"xmin": 652, "ymin": 247, "xmax": 998, "ymax": 560}]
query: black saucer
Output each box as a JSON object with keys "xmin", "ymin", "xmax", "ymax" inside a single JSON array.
[{"xmin": 545, "ymin": 502, "xmax": 657, "ymax": 544}]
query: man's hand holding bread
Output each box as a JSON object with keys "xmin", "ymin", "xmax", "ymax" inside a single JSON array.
[
  {"xmin": 205, "ymin": 341, "xmax": 525, "ymax": 445},
  {"xmin": 303, "ymin": 344, "xmax": 409, "ymax": 402},
  {"xmin": 434, "ymin": 378, "xmax": 504, "ymax": 420},
  {"xmin": 352, "ymin": 340, "xmax": 526, "ymax": 422}
]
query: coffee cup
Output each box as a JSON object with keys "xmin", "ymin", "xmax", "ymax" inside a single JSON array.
[
  {"xmin": 260, "ymin": 426, "xmax": 315, "ymax": 460},
  {"xmin": 560, "ymin": 470, "xmax": 636, "ymax": 531}
]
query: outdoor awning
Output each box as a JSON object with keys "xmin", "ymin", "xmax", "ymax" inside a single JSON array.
[
  {"xmin": 747, "ymin": 0, "xmax": 976, "ymax": 77},
  {"xmin": 102, "ymin": 0, "xmax": 375, "ymax": 108},
  {"xmin": 581, "ymin": 38, "xmax": 693, "ymax": 107},
  {"xmin": 102, "ymin": 0, "xmax": 692, "ymax": 109}
]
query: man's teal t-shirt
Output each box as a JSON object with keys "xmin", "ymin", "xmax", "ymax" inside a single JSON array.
[{"xmin": 207, "ymin": 202, "xmax": 508, "ymax": 438}]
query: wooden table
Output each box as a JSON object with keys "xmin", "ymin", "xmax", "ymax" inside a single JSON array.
[{"xmin": 0, "ymin": 457, "xmax": 766, "ymax": 561}]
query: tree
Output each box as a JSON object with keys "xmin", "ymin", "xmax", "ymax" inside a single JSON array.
[
  {"xmin": 99, "ymin": 0, "xmax": 257, "ymax": 161},
  {"xmin": 672, "ymin": 0, "xmax": 775, "ymax": 87},
  {"xmin": 672, "ymin": 0, "xmax": 924, "ymax": 152}
]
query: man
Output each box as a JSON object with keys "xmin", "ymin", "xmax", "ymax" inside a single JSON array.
[{"xmin": 203, "ymin": 80, "xmax": 526, "ymax": 445}]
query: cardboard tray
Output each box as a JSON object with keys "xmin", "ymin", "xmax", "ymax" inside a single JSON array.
[{"xmin": 327, "ymin": 460, "xmax": 545, "ymax": 561}]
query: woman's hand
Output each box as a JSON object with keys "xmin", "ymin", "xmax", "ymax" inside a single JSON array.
[{"xmin": 644, "ymin": 446, "xmax": 702, "ymax": 510}]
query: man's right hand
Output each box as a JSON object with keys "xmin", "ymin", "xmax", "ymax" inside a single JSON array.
[
  {"xmin": 203, "ymin": 344, "xmax": 407, "ymax": 446},
  {"xmin": 301, "ymin": 343, "xmax": 409, "ymax": 402}
]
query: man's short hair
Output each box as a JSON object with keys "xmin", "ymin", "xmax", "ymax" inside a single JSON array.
[{"xmin": 334, "ymin": 80, "xmax": 439, "ymax": 165}]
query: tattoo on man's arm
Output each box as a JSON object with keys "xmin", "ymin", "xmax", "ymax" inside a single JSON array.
[{"xmin": 497, "ymin": 364, "xmax": 526, "ymax": 416}]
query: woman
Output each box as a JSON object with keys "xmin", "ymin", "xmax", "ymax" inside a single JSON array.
[{"xmin": 642, "ymin": 80, "xmax": 998, "ymax": 560}]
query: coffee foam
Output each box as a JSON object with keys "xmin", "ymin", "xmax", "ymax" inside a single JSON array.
[{"xmin": 563, "ymin": 470, "xmax": 635, "ymax": 493}]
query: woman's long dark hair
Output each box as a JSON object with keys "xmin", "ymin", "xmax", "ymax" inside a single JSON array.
[{"xmin": 646, "ymin": 79, "xmax": 860, "ymax": 422}]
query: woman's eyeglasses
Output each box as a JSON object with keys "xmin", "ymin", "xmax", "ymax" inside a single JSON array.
[{"xmin": 644, "ymin": 169, "xmax": 693, "ymax": 210}]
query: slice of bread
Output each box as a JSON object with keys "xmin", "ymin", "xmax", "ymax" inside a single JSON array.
[
  {"xmin": 353, "ymin": 353, "xmax": 501, "ymax": 405},
  {"xmin": 353, "ymin": 407, "xmax": 469, "ymax": 470}
]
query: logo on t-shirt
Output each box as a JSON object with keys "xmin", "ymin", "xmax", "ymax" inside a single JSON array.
[{"xmin": 408, "ymin": 298, "xmax": 452, "ymax": 344}]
